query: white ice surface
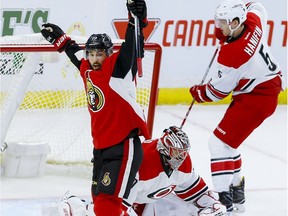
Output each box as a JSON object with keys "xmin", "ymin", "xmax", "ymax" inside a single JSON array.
[{"xmin": 1, "ymin": 105, "xmax": 287, "ymax": 216}]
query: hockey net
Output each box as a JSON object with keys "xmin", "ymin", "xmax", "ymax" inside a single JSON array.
[{"xmin": 0, "ymin": 34, "xmax": 161, "ymax": 174}]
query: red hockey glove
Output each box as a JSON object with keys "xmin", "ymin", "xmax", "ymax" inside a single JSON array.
[
  {"xmin": 127, "ymin": 0, "xmax": 148, "ymax": 28},
  {"xmin": 189, "ymin": 84, "xmax": 212, "ymax": 103},
  {"xmin": 41, "ymin": 23, "xmax": 72, "ymax": 52}
]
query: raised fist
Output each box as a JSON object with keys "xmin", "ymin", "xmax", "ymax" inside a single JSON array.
[
  {"xmin": 127, "ymin": 0, "xmax": 148, "ymax": 28},
  {"xmin": 41, "ymin": 23, "xmax": 72, "ymax": 52}
]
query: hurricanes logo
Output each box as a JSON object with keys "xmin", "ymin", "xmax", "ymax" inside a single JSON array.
[
  {"xmin": 101, "ymin": 172, "xmax": 111, "ymax": 186},
  {"xmin": 86, "ymin": 77, "xmax": 105, "ymax": 112},
  {"xmin": 147, "ymin": 185, "xmax": 176, "ymax": 199}
]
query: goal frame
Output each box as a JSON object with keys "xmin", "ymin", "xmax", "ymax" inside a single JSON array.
[{"xmin": 0, "ymin": 42, "xmax": 162, "ymax": 135}]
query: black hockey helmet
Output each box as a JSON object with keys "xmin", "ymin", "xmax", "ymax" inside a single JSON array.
[{"xmin": 85, "ymin": 33, "xmax": 113, "ymax": 56}]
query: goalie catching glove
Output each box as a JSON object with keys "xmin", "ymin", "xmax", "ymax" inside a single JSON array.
[
  {"xmin": 127, "ymin": 0, "xmax": 148, "ymax": 28},
  {"xmin": 189, "ymin": 190, "xmax": 227, "ymax": 216},
  {"xmin": 41, "ymin": 23, "xmax": 73, "ymax": 52},
  {"xmin": 190, "ymin": 84, "xmax": 212, "ymax": 103}
]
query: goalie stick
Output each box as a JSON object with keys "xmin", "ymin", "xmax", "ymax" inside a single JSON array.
[{"xmin": 180, "ymin": 46, "xmax": 220, "ymax": 129}]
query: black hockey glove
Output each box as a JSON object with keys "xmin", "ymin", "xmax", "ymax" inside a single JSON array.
[
  {"xmin": 127, "ymin": 0, "xmax": 148, "ymax": 28},
  {"xmin": 41, "ymin": 23, "xmax": 72, "ymax": 53}
]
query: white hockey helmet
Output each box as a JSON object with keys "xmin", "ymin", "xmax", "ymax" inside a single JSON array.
[
  {"xmin": 214, "ymin": 0, "xmax": 247, "ymax": 34},
  {"xmin": 157, "ymin": 126, "xmax": 190, "ymax": 170}
]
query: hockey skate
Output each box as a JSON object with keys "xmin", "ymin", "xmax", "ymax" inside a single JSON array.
[
  {"xmin": 218, "ymin": 191, "xmax": 233, "ymax": 213},
  {"xmin": 231, "ymin": 177, "xmax": 245, "ymax": 212}
]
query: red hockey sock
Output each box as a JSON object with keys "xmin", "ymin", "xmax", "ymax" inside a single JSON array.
[{"xmin": 94, "ymin": 193, "xmax": 123, "ymax": 216}]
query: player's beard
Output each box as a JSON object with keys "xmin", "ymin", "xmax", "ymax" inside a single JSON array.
[{"xmin": 92, "ymin": 63, "xmax": 102, "ymax": 70}]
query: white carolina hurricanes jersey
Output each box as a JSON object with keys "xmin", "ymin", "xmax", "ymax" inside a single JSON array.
[
  {"xmin": 207, "ymin": 2, "xmax": 284, "ymax": 101},
  {"xmin": 123, "ymin": 139, "xmax": 208, "ymax": 206}
]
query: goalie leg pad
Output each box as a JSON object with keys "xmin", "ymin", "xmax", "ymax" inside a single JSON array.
[
  {"xmin": 42, "ymin": 193, "xmax": 87, "ymax": 216},
  {"xmin": 65, "ymin": 196, "xmax": 87, "ymax": 216},
  {"xmin": 42, "ymin": 202, "xmax": 72, "ymax": 216}
]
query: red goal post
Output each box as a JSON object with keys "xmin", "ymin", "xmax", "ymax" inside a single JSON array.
[{"xmin": 0, "ymin": 34, "xmax": 162, "ymax": 166}]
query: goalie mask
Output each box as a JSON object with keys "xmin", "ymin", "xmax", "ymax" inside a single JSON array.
[
  {"xmin": 157, "ymin": 126, "xmax": 191, "ymax": 170},
  {"xmin": 85, "ymin": 33, "xmax": 113, "ymax": 57},
  {"xmin": 214, "ymin": 0, "xmax": 247, "ymax": 36}
]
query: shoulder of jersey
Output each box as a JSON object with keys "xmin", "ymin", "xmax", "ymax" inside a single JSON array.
[
  {"xmin": 139, "ymin": 139, "xmax": 163, "ymax": 180},
  {"xmin": 218, "ymin": 12, "xmax": 262, "ymax": 69},
  {"xmin": 177, "ymin": 155, "xmax": 192, "ymax": 173}
]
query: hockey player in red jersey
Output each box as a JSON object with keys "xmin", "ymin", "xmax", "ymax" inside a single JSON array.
[
  {"xmin": 41, "ymin": 1, "xmax": 149, "ymax": 215},
  {"xmin": 189, "ymin": 0, "xmax": 285, "ymax": 214},
  {"xmin": 122, "ymin": 126, "xmax": 227, "ymax": 216}
]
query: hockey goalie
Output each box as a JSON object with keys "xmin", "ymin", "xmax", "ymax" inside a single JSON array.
[{"xmin": 43, "ymin": 126, "xmax": 226, "ymax": 216}]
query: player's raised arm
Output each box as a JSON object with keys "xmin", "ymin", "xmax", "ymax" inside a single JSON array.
[
  {"xmin": 113, "ymin": 0, "xmax": 148, "ymax": 79},
  {"xmin": 41, "ymin": 23, "xmax": 82, "ymax": 70},
  {"xmin": 41, "ymin": 23, "xmax": 73, "ymax": 52}
]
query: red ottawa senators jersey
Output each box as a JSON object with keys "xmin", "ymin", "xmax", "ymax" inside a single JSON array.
[
  {"xmin": 123, "ymin": 139, "xmax": 208, "ymax": 206},
  {"xmin": 79, "ymin": 52, "xmax": 150, "ymax": 149}
]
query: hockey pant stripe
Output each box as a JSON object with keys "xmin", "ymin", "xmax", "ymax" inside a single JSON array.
[{"xmin": 115, "ymin": 138, "xmax": 134, "ymax": 198}]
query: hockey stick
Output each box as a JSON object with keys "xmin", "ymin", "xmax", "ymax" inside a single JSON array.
[
  {"xmin": 180, "ymin": 46, "xmax": 220, "ymax": 129},
  {"xmin": 128, "ymin": 0, "xmax": 143, "ymax": 77},
  {"xmin": 134, "ymin": 15, "xmax": 143, "ymax": 77}
]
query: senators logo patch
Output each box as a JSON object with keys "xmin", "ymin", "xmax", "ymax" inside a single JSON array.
[
  {"xmin": 86, "ymin": 77, "xmax": 105, "ymax": 112},
  {"xmin": 101, "ymin": 172, "xmax": 111, "ymax": 186}
]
